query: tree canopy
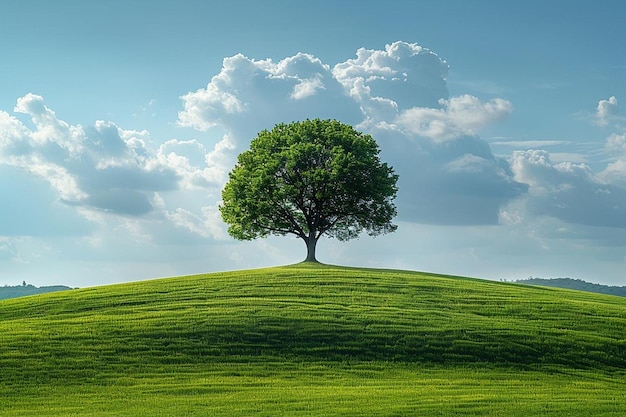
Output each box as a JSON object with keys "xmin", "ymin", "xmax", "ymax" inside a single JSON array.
[{"xmin": 220, "ymin": 119, "xmax": 399, "ymax": 262}]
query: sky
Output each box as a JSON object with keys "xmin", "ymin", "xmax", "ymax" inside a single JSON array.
[{"xmin": 1, "ymin": 0, "xmax": 625, "ymax": 287}]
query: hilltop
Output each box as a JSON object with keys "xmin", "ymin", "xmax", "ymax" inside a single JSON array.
[{"xmin": 0, "ymin": 264, "xmax": 624, "ymax": 416}]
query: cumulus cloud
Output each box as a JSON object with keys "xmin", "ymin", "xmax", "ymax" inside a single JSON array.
[
  {"xmin": 178, "ymin": 52, "xmax": 360, "ymax": 140},
  {"xmin": 0, "ymin": 94, "xmax": 225, "ymax": 225},
  {"xmin": 14, "ymin": 41, "xmax": 623, "ymax": 243},
  {"xmin": 163, "ymin": 205, "xmax": 227, "ymax": 240},
  {"xmin": 156, "ymin": 137, "xmax": 234, "ymax": 189},
  {"xmin": 14, "ymin": 93, "xmax": 84, "ymax": 156},
  {"xmin": 1, "ymin": 95, "xmax": 176, "ymax": 215},
  {"xmin": 496, "ymin": 96, "xmax": 626, "ymax": 234},
  {"xmin": 595, "ymin": 96, "xmax": 620, "ymax": 126},
  {"xmin": 599, "ymin": 132, "xmax": 626, "ymax": 185},
  {"xmin": 606, "ymin": 132, "xmax": 626, "ymax": 153},
  {"xmin": 509, "ymin": 150, "xmax": 626, "ymax": 228},
  {"xmin": 395, "ymin": 95, "xmax": 513, "ymax": 142},
  {"xmin": 333, "ymin": 41, "xmax": 449, "ymax": 113},
  {"xmin": 600, "ymin": 157, "xmax": 626, "ymax": 185},
  {"xmin": 376, "ymin": 130, "xmax": 527, "ymax": 225},
  {"xmin": 177, "ymin": 41, "xmax": 524, "ymax": 226}
]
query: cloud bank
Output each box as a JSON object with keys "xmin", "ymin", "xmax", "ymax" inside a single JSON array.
[
  {"xmin": 4, "ymin": 42, "xmax": 625, "ymax": 237},
  {"xmin": 2, "ymin": 41, "xmax": 626, "ymax": 286},
  {"xmin": 0, "ymin": 93, "xmax": 229, "ymax": 241},
  {"xmin": 177, "ymin": 41, "xmax": 524, "ymax": 225},
  {"xmin": 509, "ymin": 150, "xmax": 626, "ymax": 229}
]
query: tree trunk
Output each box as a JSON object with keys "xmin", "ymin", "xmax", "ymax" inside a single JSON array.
[{"xmin": 304, "ymin": 235, "xmax": 318, "ymax": 262}]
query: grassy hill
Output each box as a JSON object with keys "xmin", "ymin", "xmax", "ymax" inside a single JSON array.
[{"xmin": 0, "ymin": 264, "xmax": 624, "ymax": 416}]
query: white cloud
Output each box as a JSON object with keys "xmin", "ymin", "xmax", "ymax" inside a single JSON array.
[
  {"xmin": 445, "ymin": 153, "xmax": 498, "ymax": 174},
  {"xmin": 14, "ymin": 93, "xmax": 84, "ymax": 156},
  {"xmin": 1, "ymin": 97, "xmax": 88, "ymax": 202},
  {"xmin": 606, "ymin": 132, "xmax": 626, "ymax": 152},
  {"xmin": 156, "ymin": 138, "xmax": 229, "ymax": 189},
  {"xmin": 600, "ymin": 132, "xmax": 626, "ymax": 185},
  {"xmin": 204, "ymin": 134, "xmax": 236, "ymax": 183},
  {"xmin": 31, "ymin": 162, "xmax": 87, "ymax": 201},
  {"xmin": 595, "ymin": 96, "xmax": 620, "ymax": 126},
  {"xmin": 510, "ymin": 150, "xmax": 626, "ymax": 229},
  {"xmin": 2, "ymin": 95, "xmax": 190, "ymax": 216},
  {"xmin": 8, "ymin": 43, "xmax": 620, "ymax": 250},
  {"xmin": 178, "ymin": 52, "xmax": 355, "ymax": 139},
  {"xmin": 164, "ymin": 205, "xmax": 226, "ymax": 240},
  {"xmin": 548, "ymin": 152, "xmax": 589, "ymax": 164},
  {"xmin": 333, "ymin": 41, "xmax": 449, "ymax": 111},
  {"xmin": 0, "ymin": 93, "xmax": 236, "ymax": 250},
  {"xmin": 395, "ymin": 95, "xmax": 513, "ymax": 142},
  {"xmin": 600, "ymin": 157, "xmax": 626, "ymax": 184},
  {"xmin": 498, "ymin": 102, "xmax": 626, "ymax": 232},
  {"xmin": 175, "ymin": 42, "xmax": 524, "ymax": 226},
  {"xmin": 291, "ymin": 75, "xmax": 325, "ymax": 100}
]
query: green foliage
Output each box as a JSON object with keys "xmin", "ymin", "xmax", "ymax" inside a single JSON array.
[
  {"xmin": 220, "ymin": 119, "xmax": 398, "ymax": 260},
  {"xmin": 0, "ymin": 265, "xmax": 625, "ymax": 415}
]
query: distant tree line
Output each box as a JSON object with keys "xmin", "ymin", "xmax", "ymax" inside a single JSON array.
[
  {"xmin": 515, "ymin": 278, "xmax": 626, "ymax": 298},
  {"xmin": 0, "ymin": 283, "xmax": 73, "ymax": 300}
]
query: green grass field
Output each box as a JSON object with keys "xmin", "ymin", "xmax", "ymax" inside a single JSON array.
[{"xmin": 1, "ymin": 263, "xmax": 624, "ymax": 416}]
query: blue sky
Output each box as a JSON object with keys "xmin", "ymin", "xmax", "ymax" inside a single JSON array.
[{"xmin": 1, "ymin": 0, "xmax": 625, "ymax": 287}]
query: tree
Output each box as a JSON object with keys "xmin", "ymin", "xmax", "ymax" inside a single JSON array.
[{"xmin": 220, "ymin": 119, "xmax": 399, "ymax": 262}]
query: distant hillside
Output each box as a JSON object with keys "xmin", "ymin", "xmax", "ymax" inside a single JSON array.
[
  {"xmin": 0, "ymin": 283, "xmax": 73, "ymax": 300},
  {"xmin": 516, "ymin": 277, "xmax": 626, "ymax": 297}
]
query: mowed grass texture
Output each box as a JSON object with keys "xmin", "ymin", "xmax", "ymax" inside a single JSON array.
[{"xmin": 0, "ymin": 264, "xmax": 624, "ymax": 416}]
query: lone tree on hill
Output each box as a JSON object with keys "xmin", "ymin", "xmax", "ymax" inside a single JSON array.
[{"xmin": 220, "ymin": 119, "xmax": 399, "ymax": 262}]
